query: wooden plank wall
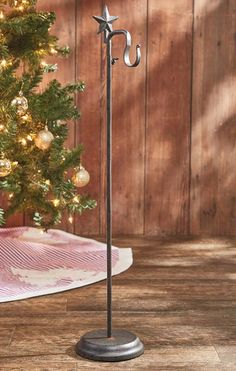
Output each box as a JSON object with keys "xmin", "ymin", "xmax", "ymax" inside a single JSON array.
[
  {"xmin": 191, "ymin": 0, "xmax": 236, "ymax": 235},
  {"xmin": 145, "ymin": 0, "xmax": 192, "ymax": 235},
  {"xmin": 1, "ymin": 0, "xmax": 236, "ymax": 236}
]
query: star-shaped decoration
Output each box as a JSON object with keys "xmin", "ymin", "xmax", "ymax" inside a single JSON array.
[{"xmin": 93, "ymin": 5, "xmax": 118, "ymax": 34}]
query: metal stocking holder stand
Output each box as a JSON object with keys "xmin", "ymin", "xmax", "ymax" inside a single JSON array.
[{"xmin": 75, "ymin": 5, "xmax": 144, "ymax": 362}]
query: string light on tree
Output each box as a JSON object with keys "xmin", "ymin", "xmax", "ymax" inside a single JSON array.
[
  {"xmin": 0, "ymin": 59, "xmax": 7, "ymax": 69},
  {"xmin": 20, "ymin": 113, "xmax": 31, "ymax": 123},
  {"xmin": 73, "ymin": 195, "xmax": 80, "ymax": 203},
  {"xmin": 0, "ymin": 124, "xmax": 6, "ymax": 132},
  {"xmin": 68, "ymin": 215, "xmax": 73, "ymax": 224},
  {"xmin": 72, "ymin": 165, "xmax": 90, "ymax": 188},
  {"xmin": 35, "ymin": 125, "xmax": 54, "ymax": 150},
  {"xmin": 41, "ymin": 61, "xmax": 47, "ymax": 67},
  {"xmin": 0, "ymin": 59, "xmax": 12, "ymax": 70},
  {"xmin": 50, "ymin": 46, "xmax": 57, "ymax": 55},
  {"xmin": 19, "ymin": 138, "xmax": 27, "ymax": 146},
  {"xmin": 52, "ymin": 199, "xmax": 60, "ymax": 207},
  {"xmin": 13, "ymin": 0, "xmax": 25, "ymax": 10},
  {"xmin": 27, "ymin": 134, "xmax": 33, "ymax": 141}
]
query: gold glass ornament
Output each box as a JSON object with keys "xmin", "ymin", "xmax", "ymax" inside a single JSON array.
[
  {"xmin": 0, "ymin": 158, "xmax": 12, "ymax": 177},
  {"xmin": 72, "ymin": 166, "xmax": 90, "ymax": 188},
  {"xmin": 35, "ymin": 126, "xmax": 54, "ymax": 150},
  {"xmin": 11, "ymin": 91, "xmax": 28, "ymax": 116}
]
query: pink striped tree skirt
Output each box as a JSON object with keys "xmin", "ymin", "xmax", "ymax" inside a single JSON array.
[{"xmin": 0, "ymin": 227, "xmax": 132, "ymax": 303}]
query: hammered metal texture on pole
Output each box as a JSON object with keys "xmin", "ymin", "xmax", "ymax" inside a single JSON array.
[{"xmin": 76, "ymin": 5, "xmax": 144, "ymax": 362}]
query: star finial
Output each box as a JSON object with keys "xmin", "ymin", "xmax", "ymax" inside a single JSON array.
[{"xmin": 93, "ymin": 5, "xmax": 119, "ymax": 34}]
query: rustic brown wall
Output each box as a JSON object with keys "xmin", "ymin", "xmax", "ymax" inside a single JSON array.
[
  {"xmin": 1, "ymin": 0, "xmax": 236, "ymax": 236},
  {"xmin": 191, "ymin": 0, "xmax": 236, "ymax": 235}
]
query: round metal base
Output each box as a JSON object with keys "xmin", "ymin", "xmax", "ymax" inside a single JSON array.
[{"xmin": 76, "ymin": 329, "xmax": 144, "ymax": 362}]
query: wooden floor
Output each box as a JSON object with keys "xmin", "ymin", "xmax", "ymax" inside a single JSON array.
[{"xmin": 0, "ymin": 237, "xmax": 236, "ymax": 370}]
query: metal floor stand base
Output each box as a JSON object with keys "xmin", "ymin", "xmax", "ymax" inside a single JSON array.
[{"xmin": 76, "ymin": 329, "xmax": 144, "ymax": 362}]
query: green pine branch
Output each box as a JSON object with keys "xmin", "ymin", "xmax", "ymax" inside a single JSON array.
[
  {"xmin": 0, "ymin": 208, "xmax": 5, "ymax": 226},
  {"xmin": 0, "ymin": 0, "xmax": 96, "ymax": 228}
]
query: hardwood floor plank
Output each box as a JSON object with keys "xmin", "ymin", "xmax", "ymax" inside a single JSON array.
[
  {"xmin": 66, "ymin": 278, "xmax": 236, "ymax": 313},
  {"xmin": 114, "ymin": 266, "xmax": 236, "ymax": 280},
  {"xmin": 0, "ymin": 328, "xmax": 15, "ymax": 347},
  {"xmin": 0, "ymin": 308, "xmax": 235, "ymax": 327},
  {"xmin": 5, "ymin": 323, "xmax": 236, "ymax": 355},
  {"xmin": 0, "ymin": 237, "xmax": 235, "ymax": 369},
  {"xmin": 215, "ymin": 346, "xmax": 236, "ymax": 369},
  {"xmin": 0, "ymin": 298, "xmax": 67, "ymax": 314},
  {"xmin": 0, "ymin": 347, "xmax": 221, "ymax": 371}
]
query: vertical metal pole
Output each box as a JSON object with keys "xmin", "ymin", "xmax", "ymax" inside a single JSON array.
[
  {"xmin": 76, "ymin": 9, "xmax": 144, "ymax": 362},
  {"xmin": 107, "ymin": 38, "xmax": 112, "ymax": 338}
]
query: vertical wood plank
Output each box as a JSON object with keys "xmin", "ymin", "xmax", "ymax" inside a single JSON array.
[
  {"xmin": 145, "ymin": 0, "xmax": 193, "ymax": 235},
  {"xmin": 191, "ymin": 0, "xmax": 236, "ymax": 235},
  {"xmin": 100, "ymin": 0, "xmax": 147, "ymax": 236},
  {"xmin": 74, "ymin": 0, "xmax": 102, "ymax": 235}
]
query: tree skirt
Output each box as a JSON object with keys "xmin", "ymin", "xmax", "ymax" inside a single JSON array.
[{"xmin": 0, "ymin": 227, "xmax": 132, "ymax": 303}]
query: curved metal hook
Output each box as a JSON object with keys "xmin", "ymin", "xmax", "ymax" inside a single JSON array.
[{"xmin": 107, "ymin": 30, "xmax": 141, "ymax": 68}]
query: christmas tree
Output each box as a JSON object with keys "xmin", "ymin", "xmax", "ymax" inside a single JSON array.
[{"xmin": 0, "ymin": 0, "xmax": 96, "ymax": 228}]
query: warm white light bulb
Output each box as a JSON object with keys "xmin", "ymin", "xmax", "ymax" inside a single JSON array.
[
  {"xmin": 50, "ymin": 47, "xmax": 57, "ymax": 55},
  {"xmin": 27, "ymin": 135, "xmax": 33, "ymax": 141},
  {"xmin": 52, "ymin": 199, "xmax": 60, "ymax": 207},
  {"xmin": 68, "ymin": 215, "xmax": 73, "ymax": 224},
  {"xmin": 21, "ymin": 114, "xmax": 30, "ymax": 122},
  {"xmin": 19, "ymin": 138, "xmax": 27, "ymax": 146},
  {"xmin": 73, "ymin": 196, "xmax": 80, "ymax": 203},
  {"xmin": 0, "ymin": 59, "xmax": 7, "ymax": 68}
]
